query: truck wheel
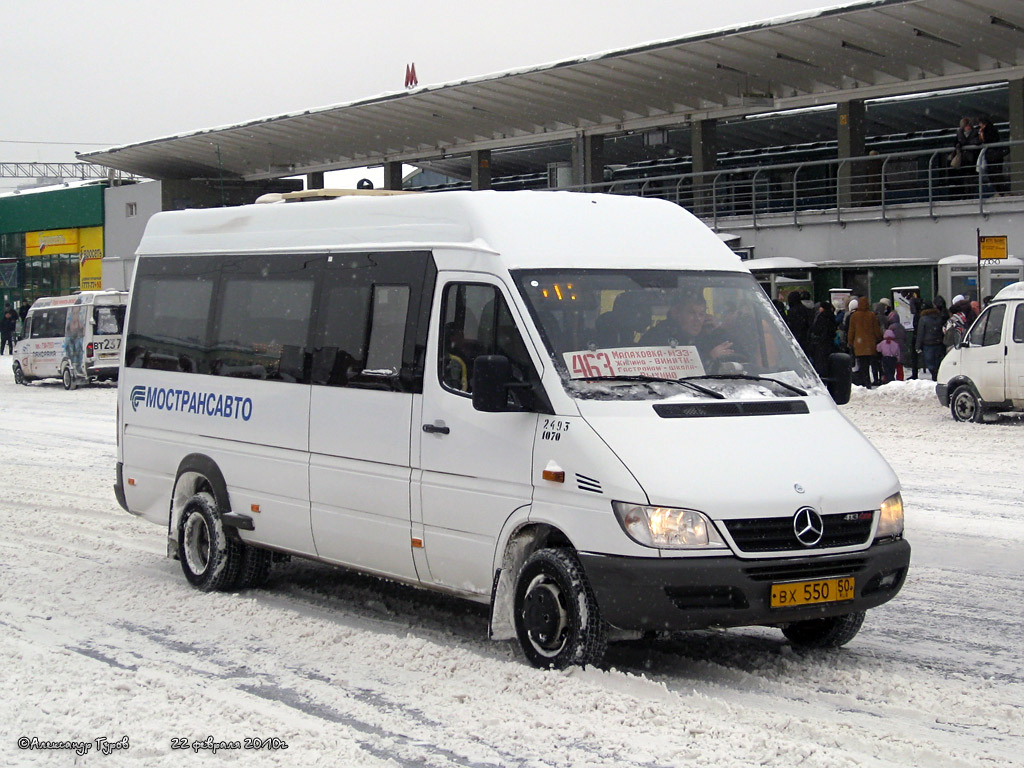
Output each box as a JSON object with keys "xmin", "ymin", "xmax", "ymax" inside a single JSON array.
[
  {"xmin": 177, "ymin": 491, "xmax": 241, "ymax": 592},
  {"xmin": 62, "ymin": 365, "xmax": 76, "ymax": 390},
  {"xmin": 514, "ymin": 548, "xmax": 607, "ymax": 669},
  {"xmin": 235, "ymin": 544, "xmax": 273, "ymax": 589},
  {"xmin": 950, "ymin": 385, "xmax": 983, "ymax": 423},
  {"xmin": 782, "ymin": 610, "xmax": 866, "ymax": 648},
  {"xmin": 13, "ymin": 362, "xmax": 25, "ymax": 385}
]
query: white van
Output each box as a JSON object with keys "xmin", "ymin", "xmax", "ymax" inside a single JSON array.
[
  {"xmin": 14, "ymin": 290, "xmax": 128, "ymax": 389},
  {"xmin": 115, "ymin": 191, "xmax": 909, "ymax": 668},
  {"xmin": 936, "ymin": 281, "xmax": 1024, "ymax": 422}
]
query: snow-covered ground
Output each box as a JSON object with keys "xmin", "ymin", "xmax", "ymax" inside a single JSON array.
[{"xmin": 0, "ymin": 374, "xmax": 1020, "ymax": 767}]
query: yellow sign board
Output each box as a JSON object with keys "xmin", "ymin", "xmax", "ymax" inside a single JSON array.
[
  {"xmin": 979, "ymin": 235, "xmax": 1008, "ymax": 261},
  {"xmin": 26, "ymin": 228, "xmax": 79, "ymax": 256},
  {"xmin": 25, "ymin": 226, "xmax": 104, "ymax": 290},
  {"xmin": 79, "ymin": 226, "xmax": 104, "ymax": 290}
]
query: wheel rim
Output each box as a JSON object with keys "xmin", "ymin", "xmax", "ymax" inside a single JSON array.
[
  {"xmin": 521, "ymin": 573, "xmax": 570, "ymax": 657},
  {"xmin": 953, "ymin": 391, "xmax": 976, "ymax": 421},
  {"xmin": 183, "ymin": 512, "xmax": 211, "ymax": 576},
  {"xmin": 63, "ymin": 368, "xmax": 71, "ymax": 388}
]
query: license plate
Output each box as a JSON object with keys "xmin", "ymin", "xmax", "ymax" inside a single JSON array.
[{"xmin": 770, "ymin": 577, "xmax": 855, "ymax": 608}]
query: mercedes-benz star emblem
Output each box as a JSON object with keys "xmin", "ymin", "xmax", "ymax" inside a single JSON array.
[{"xmin": 793, "ymin": 507, "xmax": 824, "ymax": 547}]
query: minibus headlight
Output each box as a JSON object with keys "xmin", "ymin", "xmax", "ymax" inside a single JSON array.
[
  {"xmin": 877, "ymin": 492, "xmax": 904, "ymax": 539},
  {"xmin": 612, "ymin": 502, "xmax": 727, "ymax": 549}
]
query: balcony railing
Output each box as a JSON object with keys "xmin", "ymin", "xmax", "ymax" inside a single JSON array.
[{"xmin": 584, "ymin": 141, "xmax": 1022, "ymax": 230}]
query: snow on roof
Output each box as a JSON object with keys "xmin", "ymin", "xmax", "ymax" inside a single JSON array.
[
  {"xmin": 0, "ymin": 178, "xmax": 107, "ymax": 200},
  {"xmin": 139, "ymin": 190, "xmax": 746, "ymax": 273}
]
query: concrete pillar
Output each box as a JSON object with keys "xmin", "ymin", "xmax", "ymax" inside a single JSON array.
[
  {"xmin": 1008, "ymin": 79, "xmax": 1024, "ymax": 195},
  {"xmin": 306, "ymin": 171, "xmax": 325, "ymax": 190},
  {"xmin": 691, "ymin": 119, "xmax": 717, "ymax": 216},
  {"xmin": 837, "ymin": 100, "xmax": 866, "ymax": 209},
  {"xmin": 571, "ymin": 135, "xmax": 605, "ymax": 189},
  {"xmin": 471, "ymin": 150, "xmax": 492, "ymax": 190},
  {"xmin": 383, "ymin": 162, "xmax": 404, "ymax": 191}
]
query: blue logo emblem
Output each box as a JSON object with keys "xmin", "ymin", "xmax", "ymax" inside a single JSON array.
[{"xmin": 130, "ymin": 385, "xmax": 147, "ymax": 412}]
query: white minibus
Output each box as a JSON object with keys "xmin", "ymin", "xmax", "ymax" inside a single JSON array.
[
  {"xmin": 14, "ymin": 290, "xmax": 127, "ymax": 389},
  {"xmin": 115, "ymin": 191, "xmax": 909, "ymax": 668},
  {"xmin": 937, "ymin": 280, "xmax": 1024, "ymax": 421}
]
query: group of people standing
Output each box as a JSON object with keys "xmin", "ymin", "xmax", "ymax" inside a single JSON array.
[
  {"xmin": 779, "ymin": 289, "xmax": 978, "ymax": 388},
  {"xmin": 950, "ymin": 115, "xmax": 1007, "ymax": 197}
]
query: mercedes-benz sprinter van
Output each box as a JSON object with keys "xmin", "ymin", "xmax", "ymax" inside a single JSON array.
[
  {"xmin": 115, "ymin": 191, "xmax": 909, "ymax": 668},
  {"xmin": 14, "ymin": 290, "xmax": 127, "ymax": 389}
]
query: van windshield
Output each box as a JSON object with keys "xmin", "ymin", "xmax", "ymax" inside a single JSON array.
[{"xmin": 512, "ymin": 269, "xmax": 823, "ymax": 400}]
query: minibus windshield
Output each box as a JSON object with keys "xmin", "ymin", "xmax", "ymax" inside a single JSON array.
[{"xmin": 513, "ymin": 269, "xmax": 823, "ymax": 400}]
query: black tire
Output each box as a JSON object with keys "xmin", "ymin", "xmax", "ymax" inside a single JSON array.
[
  {"xmin": 782, "ymin": 610, "xmax": 866, "ymax": 648},
  {"xmin": 513, "ymin": 548, "xmax": 607, "ymax": 669},
  {"xmin": 235, "ymin": 544, "xmax": 273, "ymax": 590},
  {"xmin": 950, "ymin": 384, "xmax": 983, "ymax": 423},
  {"xmin": 62, "ymin": 365, "xmax": 75, "ymax": 390},
  {"xmin": 12, "ymin": 362, "xmax": 25, "ymax": 385},
  {"xmin": 177, "ymin": 491, "xmax": 242, "ymax": 592}
]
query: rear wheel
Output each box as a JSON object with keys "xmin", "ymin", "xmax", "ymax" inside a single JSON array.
[
  {"xmin": 950, "ymin": 384, "xmax": 983, "ymax": 423},
  {"xmin": 782, "ymin": 610, "xmax": 865, "ymax": 648},
  {"xmin": 177, "ymin": 492, "xmax": 242, "ymax": 592},
  {"xmin": 61, "ymin": 365, "xmax": 77, "ymax": 391},
  {"xmin": 514, "ymin": 548, "xmax": 607, "ymax": 669}
]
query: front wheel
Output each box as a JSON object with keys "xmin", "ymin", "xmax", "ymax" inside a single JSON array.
[
  {"xmin": 177, "ymin": 492, "xmax": 242, "ymax": 591},
  {"xmin": 13, "ymin": 362, "xmax": 25, "ymax": 385},
  {"xmin": 782, "ymin": 610, "xmax": 865, "ymax": 648},
  {"xmin": 513, "ymin": 548, "xmax": 607, "ymax": 669},
  {"xmin": 950, "ymin": 384, "xmax": 983, "ymax": 423}
]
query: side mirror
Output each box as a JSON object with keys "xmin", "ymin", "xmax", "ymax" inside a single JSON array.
[
  {"xmin": 472, "ymin": 355, "xmax": 511, "ymax": 412},
  {"xmin": 824, "ymin": 352, "xmax": 853, "ymax": 405}
]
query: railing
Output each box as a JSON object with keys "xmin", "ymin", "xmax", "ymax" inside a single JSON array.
[{"xmin": 581, "ymin": 140, "xmax": 1023, "ymax": 230}]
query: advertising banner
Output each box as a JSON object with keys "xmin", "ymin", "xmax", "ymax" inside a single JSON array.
[
  {"xmin": 26, "ymin": 228, "xmax": 79, "ymax": 257},
  {"xmin": 78, "ymin": 227, "xmax": 104, "ymax": 290}
]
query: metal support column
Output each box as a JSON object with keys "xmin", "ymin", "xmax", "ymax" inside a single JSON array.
[
  {"xmin": 837, "ymin": 100, "xmax": 866, "ymax": 209},
  {"xmin": 571, "ymin": 135, "xmax": 605, "ymax": 189},
  {"xmin": 306, "ymin": 172, "xmax": 324, "ymax": 190},
  {"xmin": 691, "ymin": 119, "xmax": 717, "ymax": 216},
  {"xmin": 383, "ymin": 162, "xmax": 404, "ymax": 191},
  {"xmin": 471, "ymin": 150, "xmax": 492, "ymax": 190},
  {"xmin": 1009, "ymin": 78, "xmax": 1024, "ymax": 196}
]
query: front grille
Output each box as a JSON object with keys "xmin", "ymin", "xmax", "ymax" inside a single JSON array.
[
  {"xmin": 743, "ymin": 556, "xmax": 870, "ymax": 583},
  {"xmin": 724, "ymin": 511, "xmax": 874, "ymax": 553}
]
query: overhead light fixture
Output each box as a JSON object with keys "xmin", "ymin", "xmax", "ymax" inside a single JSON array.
[
  {"xmin": 841, "ymin": 40, "xmax": 885, "ymax": 57},
  {"xmin": 913, "ymin": 28, "xmax": 961, "ymax": 48},
  {"xmin": 776, "ymin": 52, "xmax": 817, "ymax": 67},
  {"xmin": 991, "ymin": 16, "xmax": 1024, "ymax": 34}
]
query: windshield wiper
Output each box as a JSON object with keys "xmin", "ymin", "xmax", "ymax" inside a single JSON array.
[
  {"xmin": 579, "ymin": 375, "xmax": 726, "ymax": 399},
  {"xmin": 685, "ymin": 373, "xmax": 807, "ymax": 397}
]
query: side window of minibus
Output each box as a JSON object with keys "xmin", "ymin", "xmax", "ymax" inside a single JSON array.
[
  {"xmin": 1013, "ymin": 305, "xmax": 1024, "ymax": 344},
  {"xmin": 439, "ymin": 283, "xmax": 538, "ymax": 400}
]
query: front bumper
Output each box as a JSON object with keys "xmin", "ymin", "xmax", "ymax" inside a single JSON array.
[{"xmin": 579, "ymin": 540, "xmax": 910, "ymax": 632}]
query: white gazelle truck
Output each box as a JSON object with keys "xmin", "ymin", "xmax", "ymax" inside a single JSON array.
[{"xmin": 115, "ymin": 190, "xmax": 909, "ymax": 668}]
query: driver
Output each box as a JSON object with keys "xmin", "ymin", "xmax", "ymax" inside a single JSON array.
[{"xmin": 639, "ymin": 290, "xmax": 735, "ymax": 366}]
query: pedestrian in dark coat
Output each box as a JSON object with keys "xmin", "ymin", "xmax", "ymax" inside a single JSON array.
[
  {"xmin": 1, "ymin": 304, "xmax": 17, "ymax": 355},
  {"xmin": 785, "ymin": 291, "xmax": 812, "ymax": 354},
  {"xmin": 809, "ymin": 301, "xmax": 837, "ymax": 378},
  {"xmin": 915, "ymin": 302, "xmax": 945, "ymax": 380}
]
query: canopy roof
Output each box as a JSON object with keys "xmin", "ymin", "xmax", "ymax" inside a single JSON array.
[{"xmin": 82, "ymin": 0, "xmax": 1024, "ymax": 182}]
